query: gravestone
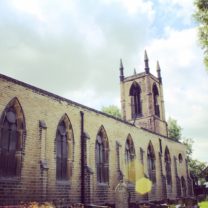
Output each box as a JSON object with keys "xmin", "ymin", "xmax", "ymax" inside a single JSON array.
[{"xmin": 115, "ymin": 181, "xmax": 128, "ymax": 208}]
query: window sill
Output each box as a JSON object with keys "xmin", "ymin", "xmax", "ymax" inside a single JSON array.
[
  {"xmin": 96, "ymin": 182, "xmax": 109, "ymax": 187},
  {"xmin": 56, "ymin": 179, "xmax": 71, "ymax": 186},
  {"xmin": 127, "ymin": 182, "xmax": 135, "ymax": 187},
  {"xmin": 0, "ymin": 176, "xmax": 20, "ymax": 183},
  {"xmin": 132, "ymin": 114, "xmax": 143, "ymax": 119}
]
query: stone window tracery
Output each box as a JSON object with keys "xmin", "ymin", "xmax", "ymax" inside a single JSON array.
[
  {"xmin": 129, "ymin": 82, "xmax": 142, "ymax": 118},
  {"xmin": 181, "ymin": 176, "xmax": 187, "ymax": 197},
  {"xmin": 56, "ymin": 114, "xmax": 73, "ymax": 181},
  {"xmin": 164, "ymin": 147, "xmax": 172, "ymax": 185},
  {"xmin": 95, "ymin": 126, "xmax": 109, "ymax": 183},
  {"xmin": 0, "ymin": 97, "xmax": 25, "ymax": 177},
  {"xmin": 147, "ymin": 141, "xmax": 156, "ymax": 183},
  {"xmin": 125, "ymin": 135, "xmax": 135, "ymax": 183}
]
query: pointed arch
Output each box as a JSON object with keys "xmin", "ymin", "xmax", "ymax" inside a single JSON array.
[
  {"xmin": 95, "ymin": 125, "xmax": 109, "ymax": 183},
  {"xmin": 129, "ymin": 81, "xmax": 142, "ymax": 118},
  {"xmin": 56, "ymin": 113, "xmax": 74, "ymax": 180},
  {"xmin": 147, "ymin": 141, "xmax": 156, "ymax": 183},
  {"xmin": 0, "ymin": 97, "xmax": 26, "ymax": 177},
  {"xmin": 164, "ymin": 146, "xmax": 172, "ymax": 185},
  {"xmin": 176, "ymin": 177, "xmax": 182, "ymax": 197},
  {"xmin": 152, "ymin": 83, "xmax": 160, "ymax": 117},
  {"xmin": 181, "ymin": 176, "xmax": 187, "ymax": 197},
  {"xmin": 125, "ymin": 134, "xmax": 136, "ymax": 183}
]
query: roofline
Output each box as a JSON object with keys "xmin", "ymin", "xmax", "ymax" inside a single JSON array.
[
  {"xmin": 140, "ymin": 127, "xmax": 182, "ymax": 143},
  {"xmin": 124, "ymin": 72, "xmax": 160, "ymax": 84},
  {"xmin": 0, "ymin": 73, "xmax": 133, "ymax": 126},
  {"xmin": 0, "ymin": 73, "xmax": 176, "ymax": 143}
]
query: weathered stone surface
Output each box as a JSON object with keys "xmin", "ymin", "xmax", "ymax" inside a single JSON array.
[{"xmin": 0, "ymin": 71, "xmax": 191, "ymax": 206}]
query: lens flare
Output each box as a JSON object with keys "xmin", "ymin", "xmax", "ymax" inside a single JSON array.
[{"xmin": 135, "ymin": 177, "xmax": 152, "ymax": 194}]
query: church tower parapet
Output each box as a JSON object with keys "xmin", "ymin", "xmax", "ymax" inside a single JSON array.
[{"xmin": 119, "ymin": 51, "xmax": 168, "ymax": 136}]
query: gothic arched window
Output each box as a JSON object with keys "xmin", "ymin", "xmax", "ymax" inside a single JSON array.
[
  {"xmin": 181, "ymin": 176, "xmax": 187, "ymax": 197},
  {"xmin": 56, "ymin": 114, "xmax": 74, "ymax": 180},
  {"xmin": 176, "ymin": 177, "xmax": 181, "ymax": 197},
  {"xmin": 153, "ymin": 84, "xmax": 160, "ymax": 117},
  {"xmin": 178, "ymin": 153, "xmax": 183, "ymax": 163},
  {"xmin": 129, "ymin": 82, "xmax": 142, "ymax": 118},
  {"xmin": 147, "ymin": 141, "xmax": 156, "ymax": 183},
  {"xmin": 0, "ymin": 98, "xmax": 25, "ymax": 177},
  {"xmin": 165, "ymin": 147, "xmax": 172, "ymax": 185},
  {"xmin": 95, "ymin": 126, "xmax": 109, "ymax": 183},
  {"xmin": 125, "ymin": 135, "xmax": 135, "ymax": 183}
]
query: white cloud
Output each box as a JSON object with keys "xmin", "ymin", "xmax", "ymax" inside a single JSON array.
[
  {"xmin": 122, "ymin": 0, "xmax": 154, "ymax": 18},
  {"xmin": 143, "ymin": 27, "xmax": 208, "ymax": 163},
  {"xmin": 193, "ymin": 141, "xmax": 208, "ymax": 163},
  {"xmin": 0, "ymin": 0, "xmax": 207, "ymax": 163},
  {"xmin": 101, "ymin": 0, "xmax": 155, "ymax": 20},
  {"xmin": 158, "ymin": 0, "xmax": 194, "ymax": 25},
  {"xmin": 63, "ymin": 88, "xmax": 120, "ymax": 110}
]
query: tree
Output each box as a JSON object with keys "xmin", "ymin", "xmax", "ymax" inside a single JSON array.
[
  {"xmin": 167, "ymin": 117, "xmax": 182, "ymax": 141},
  {"xmin": 167, "ymin": 117, "xmax": 207, "ymax": 182},
  {"xmin": 101, "ymin": 105, "xmax": 122, "ymax": 118},
  {"xmin": 194, "ymin": 0, "xmax": 208, "ymax": 69},
  {"xmin": 183, "ymin": 138, "xmax": 194, "ymax": 160},
  {"xmin": 189, "ymin": 158, "xmax": 207, "ymax": 184}
]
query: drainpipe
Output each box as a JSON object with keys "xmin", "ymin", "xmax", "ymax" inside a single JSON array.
[{"xmin": 80, "ymin": 111, "xmax": 85, "ymax": 204}]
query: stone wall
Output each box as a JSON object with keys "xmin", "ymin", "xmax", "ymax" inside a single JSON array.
[{"xmin": 0, "ymin": 74, "xmax": 190, "ymax": 206}]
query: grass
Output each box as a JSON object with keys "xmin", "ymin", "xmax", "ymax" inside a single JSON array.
[{"xmin": 198, "ymin": 201, "xmax": 208, "ymax": 208}]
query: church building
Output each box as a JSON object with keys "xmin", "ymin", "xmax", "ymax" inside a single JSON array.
[{"xmin": 0, "ymin": 52, "xmax": 193, "ymax": 206}]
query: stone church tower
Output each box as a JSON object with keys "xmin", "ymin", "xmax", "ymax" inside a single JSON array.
[{"xmin": 120, "ymin": 51, "xmax": 168, "ymax": 136}]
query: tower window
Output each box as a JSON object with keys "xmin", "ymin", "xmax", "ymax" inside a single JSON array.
[
  {"xmin": 159, "ymin": 138, "xmax": 162, "ymax": 153},
  {"xmin": 129, "ymin": 82, "xmax": 142, "ymax": 119},
  {"xmin": 153, "ymin": 84, "xmax": 160, "ymax": 117},
  {"xmin": 178, "ymin": 153, "xmax": 183, "ymax": 163}
]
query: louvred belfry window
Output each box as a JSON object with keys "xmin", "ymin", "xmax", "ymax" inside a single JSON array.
[
  {"xmin": 165, "ymin": 147, "xmax": 172, "ymax": 185},
  {"xmin": 56, "ymin": 114, "xmax": 74, "ymax": 181},
  {"xmin": 0, "ymin": 98, "xmax": 25, "ymax": 177},
  {"xmin": 95, "ymin": 127, "xmax": 109, "ymax": 183},
  {"xmin": 125, "ymin": 135, "xmax": 135, "ymax": 183},
  {"xmin": 147, "ymin": 142, "xmax": 156, "ymax": 183},
  {"xmin": 129, "ymin": 82, "xmax": 142, "ymax": 119}
]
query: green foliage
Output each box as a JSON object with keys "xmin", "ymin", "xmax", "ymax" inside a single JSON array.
[
  {"xmin": 198, "ymin": 201, "xmax": 208, "ymax": 208},
  {"xmin": 194, "ymin": 0, "xmax": 208, "ymax": 70},
  {"xmin": 101, "ymin": 105, "xmax": 122, "ymax": 118},
  {"xmin": 182, "ymin": 138, "xmax": 194, "ymax": 159},
  {"xmin": 168, "ymin": 117, "xmax": 207, "ymax": 182},
  {"xmin": 189, "ymin": 158, "xmax": 207, "ymax": 181},
  {"xmin": 167, "ymin": 117, "xmax": 182, "ymax": 141}
]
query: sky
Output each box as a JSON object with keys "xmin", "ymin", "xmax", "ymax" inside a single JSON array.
[{"xmin": 0, "ymin": 0, "xmax": 207, "ymax": 163}]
